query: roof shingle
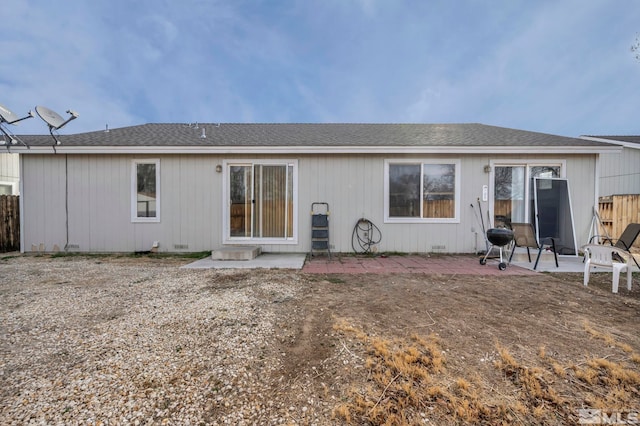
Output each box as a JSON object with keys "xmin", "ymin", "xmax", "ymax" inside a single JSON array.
[{"xmin": 14, "ymin": 123, "xmax": 614, "ymax": 150}]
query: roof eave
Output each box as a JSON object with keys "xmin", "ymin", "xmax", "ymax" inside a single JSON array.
[
  {"xmin": 9, "ymin": 145, "xmax": 619, "ymax": 155},
  {"xmin": 580, "ymin": 136, "xmax": 640, "ymax": 150}
]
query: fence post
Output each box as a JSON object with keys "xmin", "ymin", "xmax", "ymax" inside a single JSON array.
[{"xmin": 0, "ymin": 195, "xmax": 20, "ymax": 252}]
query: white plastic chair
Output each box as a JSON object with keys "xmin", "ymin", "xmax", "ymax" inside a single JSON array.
[{"xmin": 582, "ymin": 244, "xmax": 633, "ymax": 293}]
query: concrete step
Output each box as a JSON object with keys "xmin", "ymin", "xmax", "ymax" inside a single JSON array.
[{"xmin": 212, "ymin": 246, "xmax": 261, "ymax": 261}]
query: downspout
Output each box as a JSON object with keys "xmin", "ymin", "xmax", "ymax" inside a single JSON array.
[
  {"xmin": 593, "ymin": 153, "xmax": 601, "ymax": 240},
  {"xmin": 65, "ymin": 154, "xmax": 69, "ymax": 251},
  {"xmin": 19, "ymin": 154, "xmax": 24, "ymax": 253}
]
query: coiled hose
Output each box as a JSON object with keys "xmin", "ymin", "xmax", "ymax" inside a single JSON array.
[{"xmin": 352, "ymin": 218, "xmax": 382, "ymax": 254}]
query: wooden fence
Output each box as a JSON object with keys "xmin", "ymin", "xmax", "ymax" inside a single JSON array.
[
  {"xmin": 598, "ymin": 194, "xmax": 640, "ymax": 249},
  {"xmin": 0, "ymin": 195, "xmax": 20, "ymax": 252},
  {"xmin": 230, "ymin": 201, "xmax": 294, "ymax": 238}
]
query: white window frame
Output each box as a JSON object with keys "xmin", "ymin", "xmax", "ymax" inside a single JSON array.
[
  {"xmin": 0, "ymin": 181, "xmax": 19, "ymax": 195},
  {"xmin": 222, "ymin": 159, "xmax": 298, "ymax": 244},
  {"xmin": 384, "ymin": 159, "xmax": 461, "ymax": 224},
  {"xmin": 131, "ymin": 159, "xmax": 160, "ymax": 223},
  {"xmin": 489, "ymin": 159, "xmax": 566, "ymax": 225}
]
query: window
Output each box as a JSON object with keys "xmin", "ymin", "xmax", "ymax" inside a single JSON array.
[
  {"xmin": 225, "ymin": 160, "xmax": 297, "ymax": 243},
  {"xmin": 131, "ymin": 159, "xmax": 160, "ymax": 222},
  {"xmin": 0, "ymin": 182, "xmax": 16, "ymax": 195},
  {"xmin": 385, "ymin": 160, "xmax": 460, "ymax": 223}
]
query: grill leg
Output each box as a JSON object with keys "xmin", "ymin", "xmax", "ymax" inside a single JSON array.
[{"xmin": 480, "ymin": 245, "xmax": 494, "ymax": 265}]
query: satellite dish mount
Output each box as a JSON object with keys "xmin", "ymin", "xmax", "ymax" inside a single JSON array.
[
  {"xmin": 0, "ymin": 102, "xmax": 34, "ymax": 149},
  {"xmin": 35, "ymin": 106, "xmax": 79, "ymax": 153}
]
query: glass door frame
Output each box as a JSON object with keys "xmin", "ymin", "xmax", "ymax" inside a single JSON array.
[{"xmin": 222, "ymin": 159, "xmax": 298, "ymax": 245}]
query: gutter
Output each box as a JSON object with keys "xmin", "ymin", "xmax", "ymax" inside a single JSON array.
[{"xmin": 8, "ymin": 144, "xmax": 622, "ymax": 155}]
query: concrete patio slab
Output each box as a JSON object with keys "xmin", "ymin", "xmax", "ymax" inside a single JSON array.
[
  {"xmin": 182, "ymin": 251, "xmax": 639, "ymax": 276},
  {"xmin": 304, "ymin": 254, "xmax": 540, "ymax": 275},
  {"xmin": 182, "ymin": 253, "xmax": 307, "ymax": 270}
]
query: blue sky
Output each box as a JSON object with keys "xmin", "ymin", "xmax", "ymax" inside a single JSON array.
[{"xmin": 2, "ymin": 0, "xmax": 639, "ymax": 137}]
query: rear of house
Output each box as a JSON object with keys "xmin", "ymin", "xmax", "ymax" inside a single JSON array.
[{"xmin": 15, "ymin": 123, "xmax": 618, "ymax": 255}]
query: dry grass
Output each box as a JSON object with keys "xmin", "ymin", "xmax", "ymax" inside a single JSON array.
[
  {"xmin": 332, "ymin": 319, "xmax": 640, "ymax": 425},
  {"xmin": 583, "ymin": 320, "xmax": 635, "ymax": 353}
]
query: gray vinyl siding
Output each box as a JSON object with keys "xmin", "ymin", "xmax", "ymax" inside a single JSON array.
[
  {"xmin": 565, "ymin": 155, "xmax": 597, "ymax": 248},
  {"xmin": 298, "ymin": 154, "xmax": 384, "ymax": 253},
  {"xmin": 22, "ymin": 155, "xmax": 66, "ymax": 250},
  {"xmin": 294, "ymin": 154, "xmax": 490, "ymax": 254},
  {"xmin": 21, "ymin": 152, "xmax": 598, "ymax": 254},
  {"xmin": 599, "ymin": 147, "xmax": 640, "ymax": 196},
  {"xmin": 22, "ymin": 154, "xmax": 220, "ymax": 253}
]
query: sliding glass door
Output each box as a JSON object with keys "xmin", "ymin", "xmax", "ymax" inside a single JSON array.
[
  {"xmin": 494, "ymin": 165, "xmax": 526, "ymax": 226},
  {"xmin": 227, "ymin": 161, "xmax": 296, "ymax": 241},
  {"xmin": 229, "ymin": 165, "xmax": 253, "ymax": 237},
  {"xmin": 492, "ymin": 163, "xmax": 561, "ymax": 227}
]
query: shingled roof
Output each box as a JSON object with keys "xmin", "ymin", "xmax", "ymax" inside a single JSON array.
[{"xmin": 12, "ymin": 123, "xmax": 617, "ymax": 154}]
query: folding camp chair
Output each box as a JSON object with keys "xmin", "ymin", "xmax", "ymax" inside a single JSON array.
[
  {"xmin": 508, "ymin": 222, "xmax": 558, "ymax": 270},
  {"xmin": 590, "ymin": 223, "xmax": 640, "ymax": 269}
]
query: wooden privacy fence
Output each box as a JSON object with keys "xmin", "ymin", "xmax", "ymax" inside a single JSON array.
[
  {"xmin": 0, "ymin": 195, "xmax": 19, "ymax": 252},
  {"xmin": 598, "ymin": 194, "xmax": 640, "ymax": 249},
  {"xmin": 423, "ymin": 199, "xmax": 454, "ymax": 219}
]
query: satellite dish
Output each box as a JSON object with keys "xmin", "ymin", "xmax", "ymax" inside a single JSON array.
[
  {"xmin": 35, "ymin": 105, "xmax": 65, "ymax": 128},
  {"xmin": 0, "ymin": 103, "xmax": 20, "ymax": 124},
  {"xmin": 35, "ymin": 105, "xmax": 79, "ymax": 153},
  {"xmin": 0, "ymin": 102, "xmax": 33, "ymax": 149},
  {"xmin": 35, "ymin": 105, "xmax": 78, "ymax": 130},
  {"xmin": 0, "ymin": 102, "xmax": 34, "ymax": 124}
]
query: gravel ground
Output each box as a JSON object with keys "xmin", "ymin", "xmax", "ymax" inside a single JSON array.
[
  {"xmin": 0, "ymin": 256, "xmax": 337, "ymax": 425},
  {"xmin": 4, "ymin": 254, "xmax": 639, "ymax": 425}
]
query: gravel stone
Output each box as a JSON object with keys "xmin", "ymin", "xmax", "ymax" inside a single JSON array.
[{"xmin": 0, "ymin": 256, "xmax": 342, "ymax": 425}]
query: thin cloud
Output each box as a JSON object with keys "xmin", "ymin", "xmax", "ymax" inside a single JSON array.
[{"xmin": 2, "ymin": 0, "xmax": 639, "ymax": 137}]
